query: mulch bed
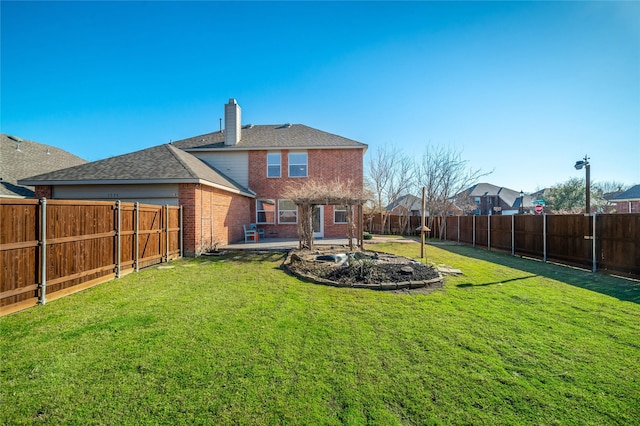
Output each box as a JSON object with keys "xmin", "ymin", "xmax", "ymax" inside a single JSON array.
[{"xmin": 283, "ymin": 247, "xmax": 443, "ymax": 292}]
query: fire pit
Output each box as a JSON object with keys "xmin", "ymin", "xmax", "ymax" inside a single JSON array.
[{"xmin": 283, "ymin": 247, "xmax": 443, "ymax": 292}]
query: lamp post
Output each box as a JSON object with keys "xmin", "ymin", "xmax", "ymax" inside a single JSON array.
[{"xmin": 574, "ymin": 155, "xmax": 590, "ymax": 214}]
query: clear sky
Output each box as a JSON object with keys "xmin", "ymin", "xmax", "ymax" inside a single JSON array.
[{"xmin": 2, "ymin": 1, "xmax": 639, "ymax": 193}]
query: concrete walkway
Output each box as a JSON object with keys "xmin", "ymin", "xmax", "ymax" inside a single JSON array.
[{"xmin": 221, "ymin": 238, "xmax": 359, "ymax": 251}]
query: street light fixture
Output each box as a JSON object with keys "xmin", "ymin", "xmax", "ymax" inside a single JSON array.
[{"xmin": 574, "ymin": 155, "xmax": 590, "ymax": 214}]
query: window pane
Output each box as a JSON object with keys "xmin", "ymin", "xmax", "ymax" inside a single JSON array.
[
  {"xmin": 267, "ymin": 153, "xmax": 280, "ymax": 165},
  {"xmin": 279, "ymin": 211, "xmax": 297, "ymax": 223},
  {"xmin": 289, "ymin": 165, "xmax": 307, "ymax": 177},
  {"xmin": 288, "ymin": 153, "xmax": 306, "ymax": 164},
  {"xmin": 279, "ymin": 199, "xmax": 296, "ymax": 210},
  {"xmin": 267, "ymin": 165, "xmax": 280, "ymax": 178}
]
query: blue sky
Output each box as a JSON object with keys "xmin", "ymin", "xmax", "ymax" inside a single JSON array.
[{"xmin": 2, "ymin": 1, "xmax": 639, "ymax": 192}]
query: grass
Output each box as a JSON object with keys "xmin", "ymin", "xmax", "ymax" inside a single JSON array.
[{"xmin": 1, "ymin": 243, "xmax": 639, "ymax": 425}]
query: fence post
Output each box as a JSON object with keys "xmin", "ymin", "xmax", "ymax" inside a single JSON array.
[
  {"xmin": 511, "ymin": 214, "xmax": 515, "ymax": 256},
  {"xmin": 487, "ymin": 215, "xmax": 491, "ymax": 251},
  {"xmin": 38, "ymin": 198, "xmax": 47, "ymax": 305},
  {"xmin": 135, "ymin": 202, "xmax": 139, "ymax": 272},
  {"xmin": 116, "ymin": 201, "xmax": 121, "ymax": 278},
  {"xmin": 165, "ymin": 205, "xmax": 170, "ymax": 262},
  {"xmin": 457, "ymin": 215, "xmax": 460, "ymax": 243},
  {"xmin": 592, "ymin": 213, "xmax": 597, "ymax": 273},
  {"xmin": 543, "ymin": 213, "xmax": 547, "ymax": 263},
  {"xmin": 179, "ymin": 205, "xmax": 183, "ymax": 258}
]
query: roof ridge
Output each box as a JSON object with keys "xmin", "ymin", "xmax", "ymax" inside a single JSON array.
[{"xmin": 164, "ymin": 144, "xmax": 199, "ymax": 178}]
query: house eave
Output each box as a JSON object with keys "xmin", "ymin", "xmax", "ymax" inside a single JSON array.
[
  {"xmin": 183, "ymin": 145, "xmax": 367, "ymax": 152},
  {"xmin": 18, "ymin": 178, "xmax": 255, "ymax": 198}
]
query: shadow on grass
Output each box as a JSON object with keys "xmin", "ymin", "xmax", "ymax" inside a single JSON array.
[
  {"xmin": 435, "ymin": 244, "xmax": 640, "ymax": 304},
  {"xmin": 457, "ymin": 275, "xmax": 538, "ymax": 288}
]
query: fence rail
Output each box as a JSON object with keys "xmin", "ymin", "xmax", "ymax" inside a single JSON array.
[
  {"xmin": 1, "ymin": 199, "xmax": 182, "ymax": 316},
  {"xmin": 365, "ymin": 213, "xmax": 640, "ymax": 279}
]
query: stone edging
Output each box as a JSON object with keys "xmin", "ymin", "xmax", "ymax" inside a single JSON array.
[{"xmin": 282, "ymin": 251, "xmax": 445, "ymax": 291}]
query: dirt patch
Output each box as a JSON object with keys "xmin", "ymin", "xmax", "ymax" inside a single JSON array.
[{"xmin": 283, "ymin": 246, "xmax": 443, "ymax": 292}]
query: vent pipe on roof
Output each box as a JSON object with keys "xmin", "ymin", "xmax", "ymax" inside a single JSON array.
[{"xmin": 224, "ymin": 99, "xmax": 241, "ymax": 146}]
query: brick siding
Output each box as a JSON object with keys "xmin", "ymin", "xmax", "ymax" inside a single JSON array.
[
  {"xmin": 615, "ymin": 200, "xmax": 640, "ymax": 213},
  {"xmin": 179, "ymin": 183, "xmax": 251, "ymax": 256},
  {"xmin": 34, "ymin": 185, "xmax": 52, "ymax": 199},
  {"xmin": 248, "ymin": 148, "xmax": 364, "ymax": 238}
]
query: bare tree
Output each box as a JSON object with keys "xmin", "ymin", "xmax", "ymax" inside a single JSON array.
[
  {"xmin": 417, "ymin": 144, "xmax": 491, "ymax": 238},
  {"xmin": 367, "ymin": 145, "xmax": 417, "ymax": 234}
]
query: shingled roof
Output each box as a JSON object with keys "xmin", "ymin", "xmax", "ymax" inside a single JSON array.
[
  {"xmin": 612, "ymin": 184, "xmax": 640, "ymax": 201},
  {"xmin": 19, "ymin": 144, "xmax": 254, "ymax": 197},
  {"xmin": 1, "ymin": 134, "xmax": 87, "ymax": 198},
  {"xmin": 465, "ymin": 183, "xmax": 534, "ymax": 208},
  {"xmin": 173, "ymin": 124, "xmax": 367, "ymax": 150}
]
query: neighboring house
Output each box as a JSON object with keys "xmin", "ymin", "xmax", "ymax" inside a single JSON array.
[
  {"xmin": 611, "ymin": 185, "xmax": 640, "ymax": 213},
  {"xmin": 0, "ymin": 134, "xmax": 86, "ymax": 198},
  {"xmin": 386, "ymin": 194, "xmax": 422, "ymax": 216},
  {"xmin": 454, "ymin": 183, "xmax": 534, "ymax": 215},
  {"xmin": 20, "ymin": 99, "xmax": 367, "ymax": 255}
]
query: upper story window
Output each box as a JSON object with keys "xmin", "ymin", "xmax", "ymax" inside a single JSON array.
[
  {"xmin": 474, "ymin": 197, "xmax": 481, "ymax": 204},
  {"xmin": 256, "ymin": 199, "xmax": 275, "ymax": 224},
  {"xmin": 288, "ymin": 152, "xmax": 308, "ymax": 178},
  {"xmin": 267, "ymin": 152, "xmax": 281, "ymax": 178}
]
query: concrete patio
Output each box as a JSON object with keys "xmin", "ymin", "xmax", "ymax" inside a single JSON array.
[{"xmin": 220, "ymin": 238, "xmax": 360, "ymax": 251}]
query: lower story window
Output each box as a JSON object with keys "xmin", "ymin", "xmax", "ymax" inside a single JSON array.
[
  {"xmin": 257, "ymin": 199, "xmax": 275, "ymax": 224},
  {"xmin": 278, "ymin": 199, "xmax": 298, "ymax": 224},
  {"xmin": 334, "ymin": 205, "xmax": 348, "ymax": 224}
]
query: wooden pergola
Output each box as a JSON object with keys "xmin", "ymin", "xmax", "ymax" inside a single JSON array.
[{"xmin": 282, "ymin": 179, "xmax": 368, "ymax": 251}]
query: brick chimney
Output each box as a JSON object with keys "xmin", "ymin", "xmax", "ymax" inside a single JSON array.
[{"xmin": 224, "ymin": 98, "xmax": 241, "ymax": 146}]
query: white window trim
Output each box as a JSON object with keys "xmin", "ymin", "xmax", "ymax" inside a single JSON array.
[
  {"xmin": 267, "ymin": 152, "xmax": 281, "ymax": 178},
  {"xmin": 334, "ymin": 205, "xmax": 348, "ymax": 224},
  {"xmin": 288, "ymin": 151, "xmax": 308, "ymax": 178},
  {"xmin": 278, "ymin": 199, "xmax": 298, "ymax": 224},
  {"xmin": 256, "ymin": 199, "xmax": 276, "ymax": 224}
]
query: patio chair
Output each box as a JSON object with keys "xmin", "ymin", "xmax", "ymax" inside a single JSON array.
[
  {"xmin": 250, "ymin": 223, "xmax": 265, "ymax": 239},
  {"xmin": 243, "ymin": 224, "xmax": 258, "ymax": 243}
]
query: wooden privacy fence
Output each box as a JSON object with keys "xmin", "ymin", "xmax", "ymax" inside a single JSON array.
[
  {"xmin": 365, "ymin": 213, "xmax": 640, "ymax": 279},
  {"xmin": 1, "ymin": 199, "xmax": 182, "ymax": 316},
  {"xmin": 443, "ymin": 214, "xmax": 640, "ymax": 279}
]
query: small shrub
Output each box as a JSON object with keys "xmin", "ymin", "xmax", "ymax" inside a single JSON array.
[{"xmin": 363, "ymin": 232, "xmax": 373, "ymax": 240}]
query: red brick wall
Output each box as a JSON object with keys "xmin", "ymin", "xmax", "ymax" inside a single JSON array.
[
  {"xmin": 34, "ymin": 185, "xmax": 52, "ymax": 199},
  {"xmin": 179, "ymin": 184, "xmax": 198, "ymax": 256},
  {"xmin": 179, "ymin": 183, "xmax": 251, "ymax": 255},
  {"xmin": 248, "ymin": 148, "xmax": 364, "ymax": 238},
  {"xmin": 615, "ymin": 201, "xmax": 640, "ymax": 213}
]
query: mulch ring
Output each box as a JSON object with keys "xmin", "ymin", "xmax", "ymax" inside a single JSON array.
[{"xmin": 282, "ymin": 246, "xmax": 444, "ymax": 293}]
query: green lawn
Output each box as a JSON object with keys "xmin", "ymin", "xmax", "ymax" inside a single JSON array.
[{"xmin": 1, "ymin": 243, "xmax": 639, "ymax": 425}]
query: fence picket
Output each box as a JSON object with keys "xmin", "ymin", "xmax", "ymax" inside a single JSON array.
[
  {"xmin": 364, "ymin": 212, "xmax": 639, "ymax": 279},
  {"xmin": 1, "ymin": 199, "xmax": 181, "ymax": 316}
]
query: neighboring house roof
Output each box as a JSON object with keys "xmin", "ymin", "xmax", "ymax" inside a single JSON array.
[
  {"xmin": 173, "ymin": 124, "xmax": 367, "ymax": 151},
  {"xmin": 1, "ymin": 134, "xmax": 87, "ymax": 198},
  {"xmin": 464, "ymin": 182, "xmax": 534, "ymax": 208},
  {"xmin": 612, "ymin": 184, "xmax": 640, "ymax": 201},
  {"xmin": 19, "ymin": 144, "xmax": 255, "ymax": 197},
  {"xmin": 386, "ymin": 194, "xmax": 422, "ymax": 212}
]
